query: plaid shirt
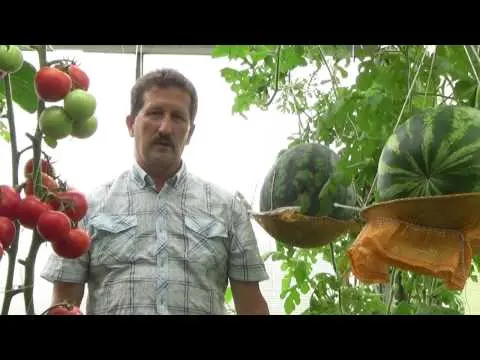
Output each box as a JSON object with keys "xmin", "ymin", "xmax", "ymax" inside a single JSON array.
[{"xmin": 40, "ymin": 162, "xmax": 269, "ymax": 315}]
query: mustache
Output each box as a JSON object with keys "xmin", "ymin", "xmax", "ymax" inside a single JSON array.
[{"xmin": 152, "ymin": 136, "xmax": 174, "ymax": 148}]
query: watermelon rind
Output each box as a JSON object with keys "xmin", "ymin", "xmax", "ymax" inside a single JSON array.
[
  {"xmin": 259, "ymin": 143, "xmax": 357, "ymax": 219},
  {"xmin": 377, "ymin": 105, "xmax": 480, "ymax": 202}
]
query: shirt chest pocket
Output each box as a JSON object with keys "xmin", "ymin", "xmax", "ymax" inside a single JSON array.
[
  {"xmin": 89, "ymin": 214, "xmax": 138, "ymax": 266},
  {"xmin": 184, "ymin": 216, "xmax": 229, "ymax": 270}
]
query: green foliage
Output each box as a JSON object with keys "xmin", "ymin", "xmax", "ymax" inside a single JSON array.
[
  {"xmin": 0, "ymin": 60, "xmax": 38, "ymax": 114},
  {"xmin": 213, "ymin": 44, "xmax": 480, "ymax": 315}
]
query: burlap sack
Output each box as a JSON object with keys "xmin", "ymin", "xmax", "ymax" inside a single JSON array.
[
  {"xmin": 251, "ymin": 207, "xmax": 363, "ymax": 248},
  {"xmin": 347, "ymin": 193, "xmax": 480, "ymax": 291}
]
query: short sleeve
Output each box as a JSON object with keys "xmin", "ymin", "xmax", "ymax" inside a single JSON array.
[
  {"xmin": 227, "ymin": 196, "xmax": 269, "ymax": 282},
  {"xmin": 40, "ymin": 218, "xmax": 90, "ymax": 285}
]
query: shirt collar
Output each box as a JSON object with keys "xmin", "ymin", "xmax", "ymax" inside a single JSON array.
[{"xmin": 131, "ymin": 161, "xmax": 187, "ymax": 190}]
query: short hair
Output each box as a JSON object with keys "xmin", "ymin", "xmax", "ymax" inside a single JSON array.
[{"xmin": 130, "ymin": 68, "xmax": 198, "ymax": 123}]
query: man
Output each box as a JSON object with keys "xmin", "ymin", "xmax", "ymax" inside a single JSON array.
[{"xmin": 40, "ymin": 68, "xmax": 270, "ymax": 315}]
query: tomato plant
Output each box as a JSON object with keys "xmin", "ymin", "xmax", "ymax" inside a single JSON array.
[{"xmin": 0, "ymin": 45, "xmax": 100, "ymax": 315}]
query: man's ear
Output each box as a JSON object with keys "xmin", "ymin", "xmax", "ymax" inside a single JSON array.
[
  {"xmin": 186, "ymin": 123, "xmax": 195, "ymax": 145},
  {"xmin": 126, "ymin": 115, "xmax": 135, "ymax": 137}
]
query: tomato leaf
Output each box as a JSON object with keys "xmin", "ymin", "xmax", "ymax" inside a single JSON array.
[{"xmin": 0, "ymin": 60, "xmax": 38, "ymax": 114}]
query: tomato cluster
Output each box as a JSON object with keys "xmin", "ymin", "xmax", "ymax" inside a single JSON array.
[
  {"xmin": 0, "ymin": 159, "xmax": 91, "ymax": 260},
  {"xmin": 35, "ymin": 62, "xmax": 98, "ymax": 145}
]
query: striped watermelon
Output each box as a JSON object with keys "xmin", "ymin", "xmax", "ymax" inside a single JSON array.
[
  {"xmin": 259, "ymin": 143, "xmax": 356, "ymax": 219},
  {"xmin": 377, "ymin": 105, "xmax": 480, "ymax": 201}
]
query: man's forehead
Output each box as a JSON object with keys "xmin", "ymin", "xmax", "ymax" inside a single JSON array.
[{"xmin": 144, "ymin": 86, "xmax": 191, "ymax": 101}]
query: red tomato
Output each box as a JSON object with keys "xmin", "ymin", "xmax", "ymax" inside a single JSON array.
[
  {"xmin": 16, "ymin": 196, "xmax": 52, "ymax": 230},
  {"xmin": 52, "ymin": 228, "xmax": 91, "ymax": 259},
  {"xmin": 36, "ymin": 210, "xmax": 71, "ymax": 243},
  {"xmin": 0, "ymin": 185, "xmax": 21, "ymax": 220},
  {"xmin": 47, "ymin": 303, "xmax": 83, "ymax": 315},
  {"xmin": 34, "ymin": 66, "xmax": 72, "ymax": 102},
  {"xmin": 25, "ymin": 173, "xmax": 59, "ymax": 196},
  {"xmin": 54, "ymin": 191, "xmax": 88, "ymax": 222},
  {"xmin": 67, "ymin": 64, "xmax": 89, "ymax": 91},
  {"xmin": 0, "ymin": 216, "xmax": 15, "ymax": 249},
  {"xmin": 24, "ymin": 158, "xmax": 55, "ymax": 178}
]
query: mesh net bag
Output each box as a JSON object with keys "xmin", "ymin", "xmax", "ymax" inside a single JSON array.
[
  {"xmin": 251, "ymin": 207, "xmax": 363, "ymax": 248},
  {"xmin": 347, "ymin": 193, "xmax": 480, "ymax": 291}
]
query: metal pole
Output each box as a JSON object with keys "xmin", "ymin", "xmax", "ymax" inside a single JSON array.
[{"xmin": 135, "ymin": 45, "xmax": 144, "ymax": 80}]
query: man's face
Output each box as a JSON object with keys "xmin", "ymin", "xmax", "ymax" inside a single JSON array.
[{"xmin": 126, "ymin": 86, "xmax": 195, "ymax": 175}]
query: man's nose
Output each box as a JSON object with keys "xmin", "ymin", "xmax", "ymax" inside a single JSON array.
[{"xmin": 157, "ymin": 115, "xmax": 174, "ymax": 134}]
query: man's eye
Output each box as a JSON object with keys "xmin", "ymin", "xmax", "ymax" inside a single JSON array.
[{"xmin": 173, "ymin": 113, "xmax": 186, "ymax": 121}]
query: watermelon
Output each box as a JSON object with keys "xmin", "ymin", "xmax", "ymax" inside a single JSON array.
[
  {"xmin": 376, "ymin": 105, "xmax": 480, "ymax": 201},
  {"xmin": 259, "ymin": 143, "xmax": 356, "ymax": 219}
]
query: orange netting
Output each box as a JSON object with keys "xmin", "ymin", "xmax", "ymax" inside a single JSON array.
[{"xmin": 347, "ymin": 193, "xmax": 480, "ymax": 291}]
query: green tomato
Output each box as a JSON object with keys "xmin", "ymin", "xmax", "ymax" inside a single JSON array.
[
  {"xmin": 39, "ymin": 106, "xmax": 73, "ymax": 140},
  {"xmin": 44, "ymin": 135, "xmax": 58, "ymax": 149},
  {"xmin": 71, "ymin": 114, "xmax": 98, "ymax": 139},
  {"xmin": 0, "ymin": 45, "xmax": 24, "ymax": 73},
  {"xmin": 63, "ymin": 89, "xmax": 96, "ymax": 122}
]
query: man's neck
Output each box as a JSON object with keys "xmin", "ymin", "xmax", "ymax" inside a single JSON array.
[{"xmin": 139, "ymin": 160, "xmax": 182, "ymax": 191}]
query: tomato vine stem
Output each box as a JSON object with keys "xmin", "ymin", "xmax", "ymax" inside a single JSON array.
[
  {"xmin": 23, "ymin": 44, "xmax": 47, "ymax": 315},
  {"xmin": 17, "ymin": 144, "xmax": 33, "ymax": 159},
  {"xmin": 1, "ymin": 73, "xmax": 21, "ymax": 315}
]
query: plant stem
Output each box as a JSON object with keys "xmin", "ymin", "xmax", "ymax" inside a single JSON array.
[
  {"xmin": 329, "ymin": 243, "xmax": 343, "ymax": 314},
  {"xmin": 266, "ymin": 45, "xmax": 282, "ymax": 106},
  {"xmin": 423, "ymin": 47, "xmax": 437, "ymax": 108},
  {"xmin": 23, "ymin": 45, "xmax": 47, "ymax": 315},
  {"xmin": 23, "ymin": 232, "xmax": 42, "ymax": 314},
  {"xmin": 1, "ymin": 73, "xmax": 21, "ymax": 315},
  {"xmin": 386, "ymin": 268, "xmax": 398, "ymax": 315},
  {"xmin": 428, "ymin": 278, "xmax": 437, "ymax": 307},
  {"xmin": 17, "ymin": 145, "xmax": 33, "ymax": 159},
  {"xmin": 395, "ymin": 271, "xmax": 407, "ymax": 302}
]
